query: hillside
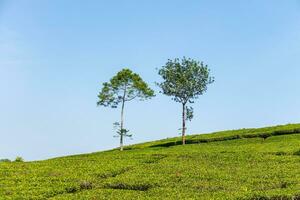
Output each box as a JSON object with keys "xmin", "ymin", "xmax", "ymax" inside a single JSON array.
[{"xmin": 1, "ymin": 124, "xmax": 300, "ymax": 199}]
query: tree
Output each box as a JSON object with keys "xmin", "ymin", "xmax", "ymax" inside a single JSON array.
[
  {"xmin": 157, "ymin": 57, "xmax": 214, "ymax": 145},
  {"xmin": 97, "ymin": 68, "xmax": 155, "ymax": 151}
]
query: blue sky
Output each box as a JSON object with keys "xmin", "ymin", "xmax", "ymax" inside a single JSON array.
[{"xmin": 1, "ymin": 0, "xmax": 300, "ymax": 161}]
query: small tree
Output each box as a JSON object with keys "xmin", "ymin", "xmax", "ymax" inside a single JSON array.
[
  {"xmin": 97, "ymin": 68, "xmax": 155, "ymax": 151},
  {"xmin": 14, "ymin": 156, "xmax": 24, "ymax": 162},
  {"xmin": 157, "ymin": 57, "xmax": 214, "ymax": 145}
]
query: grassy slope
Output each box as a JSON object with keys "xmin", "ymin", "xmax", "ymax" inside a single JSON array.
[{"xmin": 1, "ymin": 124, "xmax": 300, "ymax": 200}]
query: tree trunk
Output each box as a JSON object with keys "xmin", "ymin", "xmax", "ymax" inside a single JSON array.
[
  {"xmin": 182, "ymin": 103, "xmax": 186, "ymax": 145},
  {"xmin": 120, "ymin": 87, "xmax": 126, "ymax": 151},
  {"xmin": 120, "ymin": 98, "xmax": 125, "ymax": 151}
]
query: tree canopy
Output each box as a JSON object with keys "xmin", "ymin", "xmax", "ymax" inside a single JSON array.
[
  {"xmin": 97, "ymin": 68, "xmax": 154, "ymax": 108},
  {"xmin": 157, "ymin": 57, "xmax": 214, "ymax": 105}
]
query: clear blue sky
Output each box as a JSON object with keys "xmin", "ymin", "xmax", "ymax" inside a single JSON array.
[{"xmin": 1, "ymin": 0, "xmax": 300, "ymax": 161}]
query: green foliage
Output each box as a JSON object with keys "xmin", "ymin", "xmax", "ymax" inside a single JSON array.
[
  {"xmin": 14, "ymin": 156, "xmax": 24, "ymax": 162},
  {"xmin": 79, "ymin": 181, "xmax": 93, "ymax": 190},
  {"xmin": 157, "ymin": 57, "xmax": 214, "ymax": 105},
  {"xmin": 186, "ymin": 106, "xmax": 194, "ymax": 121},
  {"xmin": 131, "ymin": 123, "xmax": 300, "ymax": 149},
  {"xmin": 0, "ymin": 159, "xmax": 11, "ymax": 163},
  {"xmin": 113, "ymin": 122, "xmax": 132, "ymax": 138},
  {"xmin": 1, "ymin": 124, "xmax": 300, "ymax": 199},
  {"xmin": 105, "ymin": 182, "xmax": 153, "ymax": 191},
  {"xmin": 97, "ymin": 68, "xmax": 155, "ymax": 108},
  {"xmin": 293, "ymin": 150, "xmax": 300, "ymax": 156}
]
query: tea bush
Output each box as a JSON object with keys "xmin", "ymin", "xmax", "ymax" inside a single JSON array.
[{"xmin": 0, "ymin": 124, "xmax": 300, "ymax": 199}]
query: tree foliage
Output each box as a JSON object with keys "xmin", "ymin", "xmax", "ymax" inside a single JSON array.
[
  {"xmin": 157, "ymin": 57, "xmax": 214, "ymax": 105},
  {"xmin": 113, "ymin": 122, "xmax": 132, "ymax": 138},
  {"xmin": 97, "ymin": 68, "xmax": 154, "ymax": 108}
]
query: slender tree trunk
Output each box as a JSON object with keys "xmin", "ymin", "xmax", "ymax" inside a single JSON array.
[
  {"xmin": 120, "ymin": 99, "xmax": 125, "ymax": 151},
  {"xmin": 120, "ymin": 87, "xmax": 126, "ymax": 151},
  {"xmin": 182, "ymin": 103, "xmax": 186, "ymax": 145}
]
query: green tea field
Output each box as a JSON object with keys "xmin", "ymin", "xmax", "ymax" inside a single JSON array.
[{"xmin": 1, "ymin": 124, "xmax": 300, "ymax": 200}]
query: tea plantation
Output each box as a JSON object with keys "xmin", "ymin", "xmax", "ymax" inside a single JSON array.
[{"xmin": 1, "ymin": 124, "xmax": 300, "ymax": 200}]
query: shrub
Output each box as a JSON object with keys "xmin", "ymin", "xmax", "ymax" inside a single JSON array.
[
  {"xmin": 0, "ymin": 159, "xmax": 11, "ymax": 163},
  {"xmin": 14, "ymin": 157, "xmax": 24, "ymax": 162},
  {"xmin": 65, "ymin": 186, "xmax": 78, "ymax": 193},
  {"xmin": 79, "ymin": 181, "xmax": 93, "ymax": 190},
  {"xmin": 248, "ymin": 194, "xmax": 291, "ymax": 200},
  {"xmin": 243, "ymin": 134, "xmax": 259, "ymax": 139},
  {"xmin": 275, "ymin": 151, "xmax": 287, "ymax": 156},
  {"xmin": 258, "ymin": 133, "xmax": 272, "ymax": 140},
  {"xmin": 272, "ymin": 129, "xmax": 297, "ymax": 136},
  {"xmin": 294, "ymin": 128, "xmax": 300, "ymax": 133},
  {"xmin": 279, "ymin": 181, "xmax": 289, "ymax": 189},
  {"xmin": 293, "ymin": 150, "xmax": 300, "ymax": 156},
  {"xmin": 105, "ymin": 183, "xmax": 152, "ymax": 191}
]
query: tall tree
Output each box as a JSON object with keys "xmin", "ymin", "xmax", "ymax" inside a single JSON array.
[
  {"xmin": 97, "ymin": 68, "xmax": 155, "ymax": 151},
  {"xmin": 157, "ymin": 57, "xmax": 214, "ymax": 145}
]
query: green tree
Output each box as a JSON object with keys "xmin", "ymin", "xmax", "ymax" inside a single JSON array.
[
  {"xmin": 97, "ymin": 68, "xmax": 155, "ymax": 151},
  {"xmin": 157, "ymin": 57, "xmax": 214, "ymax": 145},
  {"xmin": 14, "ymin": 156, "xmax": 24, "ymax": 162}
]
